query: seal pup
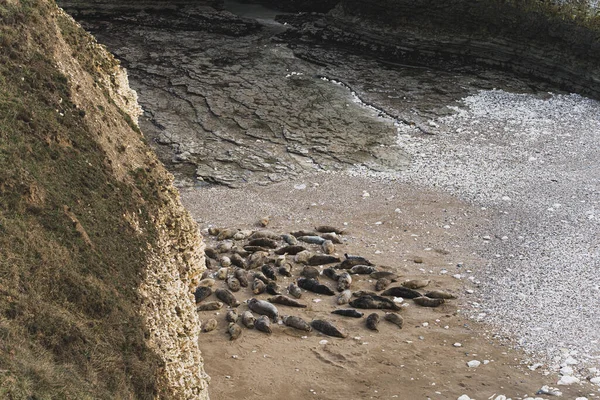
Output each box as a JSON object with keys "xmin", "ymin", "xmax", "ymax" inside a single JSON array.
[
  {"xmin": 332, "ymin": 309, "xmax": 363, "ymax": 318},
  {"xmin": 336, "ymin": 289, "xmax": 352, "ymax": 305},
  {"xmin": 353, "ymin": 290, "xmax": 378, "ymax": 298},
  {"xmin": 266, "ymin": 281, "xmax": 282, "ymax": 295},
  {"xmin": 278, "ymin": 262, "xmax": 293, "ymax": 277},
  {"xmin": 413, "ymin": 297, "xmax": 445, "ymax": 307},
  {"xmin": 268, "ymin": 295, "xmax": 307, "ymax": 308},
  {"xmin": 194, "ymin": 286, "xmax": 212, "ymax": 303},
  {"xmin": 231, "ymin": 253, "xmax": 246, "ymax": 268},
  {"xmin": 226, "ymin": 276, "xmax": 241, "ymax": 292},
  {"xmin": 321, "ymin": 232, "xmax": 342, "ymax": 244},
  {"xmin": 216, "ymin": 241, "xmax": 234, "ymax": 253},
  {"xmin": 216, "ymin": 267, "xmax": 228, "ymax": 280},
  {"xmin": 204, "ymin": 247, "xmax": 218, "ymax": 260},
  {"xmin": 241, "ymin": 311, "xmax": 256, "ymax": 329},
  {"xmin": 196, "ymin": 301, "xmax": 223, "ymax": 311},
  {"xmin": 295, "ymin": 250, "xmax": 313, "ymax": 264},
  {"xmin": 207, "ymin": 227, "xmax": 221, "ymax": 236},
  {"xmin": 366, "ymin": 313, "xmax": 381, "ymax": 331},
  {"xmin": 350, "ymin": 295, "xmax": 400, "ymax": 311},
  {"xmin": 301, "ymin": 266, "xmax": 320, "ymax": 279},
  {"xmin": 290, "ymin": 230, "xmax": 319, "ymax": 238},
  {"xmin": 217, "ymin": 228, "xmax": 238, "ymax": 241},
  {"xmin": 425, "ymin": 290, "xmax": 456, "ymax": 299},
  {"xmin": 298, "ymin": 236, "xmax": 326, "ymax": 245},
  {"xmin": 349, "ymin": 265, "xmax": 377, "ymax": 275},
  {"xmin": 215, "ymin": 288, "xmax": 240, "ymax": 307},
  {"xmin": 375, "ymin": 278, "xmax": 391, "ymax": 291},
  {"xmin": 287, "ymin": 283, "xmax": 302, "ymax": 299},
  {"xmin": 244, "ymin": 245, "xmax": 270, "ymax": 253},
  {"xmin": 337, "ymin": 272, "xmax": 352, "ymax": 292},
  {"xmin": 283, "ymin": 315, "xmax": 312, "ymax": 332},
  {"xmin": 233, "ymin": 230, "xmax": 252, "ymax": 241},
  {"xmin": 381, "ymin": 286, "xmax": 422, "ymax": 299},
  {"xmin": 402, "ymin": 279, "xmax": 430, "ymax": 289},
  {"xmin": 370, "ymin": 271, "xmax": 398, "ymax": 280},
  {"xmin": 198, "ymin": 278, "xmax": 215, "ymax": 288},
  {"xmin": 297, "ymin": 277, "xmax": 335, "ymax": 296},
  {"xmin": 248, "ymin": 298, "xmax": 279, "ymax": 321},
  {"xmin": 252, "ymin": 278, "xmax": 266, "ymax": 295},
  {"xmin": 337, "ymin": 258, "xmax": 365, "ymax": 270},
  {"xmin": 307, "ymin": 255, "xmax": 340, "ymax": 266},
  {"xmin": 255, "ymin": 315, "xmax": 272, "ymax": 334},
  {"xmin": 384, "ymin": 313, "xmax": 403, "ymax": 328},
  {"xmin": 344, "ymin": 253, "xmax": 374, "ymax": 266},
  {"xmin": 315, "ymin": 225, "xmax": 345, "ymax": 234},
  {"xmin": 247, "ymin": 251, "xmax": 269, "ymax": 270},
  {"xmin": 274, "ymin": 245, "xmax": 306, "ymax": 255},
  {"xmin": 227, "ymin": 323, "xmax": 242, "ymax": 340},
  {"xmin": 311, "ymin": 320, "xmax": 347, "ymax": 338},
  {"xmin": 322, "ymin": 240, "xmax": 335, "ymax": 254},
  {"xmin": 253, "ymin": 271, "xmax": 270, "ymax": 283},
  {"xmin": 202, "ymin": 318, "xmax": 218, "ymax": 332},
  {"xmin": 226, "ymin": 309, "xmax": 239, "ymax": 323},
  {"xmin": 250, "ymin": 230, "xmax": 280, "ymax": 240},
  {"xmin": 220, "ymin": 256, "xmax": 232, "ymax": 268}
]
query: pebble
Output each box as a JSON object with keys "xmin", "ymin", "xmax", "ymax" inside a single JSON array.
[
  {"xmin": 453, "ymin": 343, "xmax": 462, "ymax": 347},
  {"xmin": 562, "ymin": 356, "xmax": 578, "ymax": 365},
  {"xmin": 494, "ymin": 396, "xmax": 507, "ymax": 400},
  {"xmin": 559, "ymin": 366, "xmax": 573, "ymax": 376},
  {"xmin": 319, "ymin": 340, "xmax": 328, "ymax": 345},
  {"xmin": 467, "ymin": 360, "xmax": 481, "ymax": 368},
  {"xmin": 457, "ymin": 395, "xmax": 472, "ymax": 400},
  {"xmin": 590, "ymin": 377, "xmax": 600, "ymax": 384}
]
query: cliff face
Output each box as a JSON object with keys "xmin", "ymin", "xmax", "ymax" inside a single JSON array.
[{"xmin": 0, "ymin": 1, "xmax": 208, "ymax": 398}]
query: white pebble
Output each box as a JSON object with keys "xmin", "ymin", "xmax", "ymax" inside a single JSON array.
[
  {"xmin": 559, "ymin": 366, "xmax": 573, "ymax": 376},
  {"xmin": 483, "ymin": 360, "xmax": 490, "ymax": 365},
  {"xmin": 494, "ymin": 396, "xmax": 507, "ymax": 400},
  {"xmin": 590, "ymin": 377, "xmax": 600, "ymax": 384},
  {"xmin": 563, "ymin": 356, "xmax": 578, "ymax": 365},
  {"xmin": 453, "ymin": 343, "xmax": 462, "ymax": 347},
  {"xmin": 457, "ymin": 395, "xmax": 472, "ymax": 400},
  {"xmin": 294, "ymin": 184, "xmax": 306, "ymax": 190},
  {"xmin": 422, "ymin": 322, "xmax": 429, "ymax": 327},
  {"xmin": 319, "ymin": 340, "xmax": 328, "ymax": 345},
  {"xmin": 467, "ymin": 360, "xmax": 481, "ymax": 368},
  {"xmin": 312, "ymin": 299, "xmax": 322, "ymax": 303},
  {"xmin": 557, "ymin": 375, "xmax": 580, "ymax": 385}
]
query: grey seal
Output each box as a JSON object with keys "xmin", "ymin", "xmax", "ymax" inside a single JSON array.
[
  {"xmin": 248, "ymin": 298, "xmax": 279, "ymax": 321},
  {"xmin": 311, "ymin": 320, "xmax": 347, "ymax": 338}
]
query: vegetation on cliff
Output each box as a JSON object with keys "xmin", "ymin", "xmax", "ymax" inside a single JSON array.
[{"xmin": 0, "ymin": 0, "xmax": 206, "ymax": 398}]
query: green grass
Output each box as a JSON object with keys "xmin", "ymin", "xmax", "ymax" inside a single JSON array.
[{"xmin": 0, "ymin": 0, "xmax": 171, "ymax": 398}]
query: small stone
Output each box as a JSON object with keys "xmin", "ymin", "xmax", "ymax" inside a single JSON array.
[
  {"xmin": 559, "ymin": 366, "xmax": 573, "ymax": 376},
  {"xmin": 482, "ymin": 235, "xmax": 491, "ymax": 241},
  {"xmin": 457, "ymin": 395, "xmax": 472, "ymax": 400},
  {"xmin": 483, "ymin": 360, "xmax": 490, "ymax": 365},
  {"xmin": 319, "ymin": 340, "xmax": 328, "ymax": 345},
  {"xmin": 422, "ymin": 322, "xmax": 429, "ymax": 327},
  {"xmin": 362, "ymin": 191, "xmax": 370, "ymax": 197},
  {"xmin": 563, "ymin": 356, "xmax": 578, "ymax": 365},
  {"xmin": 501, "ymin": 195, "xmax": 511, "ymax": 201},
  {"xmin": 453, "ymin": 343, "xmax": 462, "ymax": 347},
  {"xmin": 414, "ymin": 257, "xmax": 423, "ymax": 263},
  {"xmin": 557, "ymin": 375, "xmax": 579, "ymax": 385},
  {"xmin": 575, "ymin": 397, "xmax": 588, "ymax": 400},
  {"xmin": 528, "ymin": 363, "xmax": 543, "ymax": 370},
  {"xmin": 467, "ymin": 360, "xmax": 481, "ymax": 368},
  {"xmin": 494, "ymin": 396, "xmax": 507, "ymax": 400},
  {"xmin": 294, "ymin": 184, "xmax": 306, "ymax": 190},
  {"xmin": 590, "ymin": 377, "xmax": 600, "ymax": 384}
]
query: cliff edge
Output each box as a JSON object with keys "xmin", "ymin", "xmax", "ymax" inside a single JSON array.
[{"xmin": 0, "ymin": 0, "xmax": 209, "ymax": 398}]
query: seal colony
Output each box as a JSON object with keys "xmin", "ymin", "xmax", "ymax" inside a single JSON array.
[{"xmin": 195, "ymin": 224, "xmax": 457, "ymax": 340}]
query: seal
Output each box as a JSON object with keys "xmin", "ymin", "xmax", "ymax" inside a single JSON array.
[
  {"xmin": 310, "ymin": 320, "xmax": 347, "ymax": 338},
  {"xmin": 282, "ymin": 315, "xmax": 312, "ymax": 332},
  {"xmin": 315, "ymin": 225, "xmax": 345, "ymax": 234},
  {"xmin": 332, "ymin": 309, "xmax": 363, "ymax": 318},
  {"xmin": 350, "ymin": 295, "xmax": 401, "ymax": 311},
  {"xmin": 233, "ymin": 230, "xmax": 252, "ymax": 241},
  {"xmin": 301, "ymin": 266, "xmax": 321, "ymax": 279},
  {"xmin": 321, "ymin": 232, "xmax": 342, "ymax": 244},
  {"xmin": 220, "ymin": 256, "xmax": 232, "ymax": 268},
  {"xmin": 381, "ymin": 286, "xmax": 422, "ymax": 299},
  {"xmin": 194, "ymin": 286, "xmax": 212, "ymax": 303},
  {"xmin": 216, "ymin": 241, "xmax": 234, "ymax": 253},
  {"xmin": 198, "ymin": 278, "xmax": 216, "ymax": 288},
  {"xmin": 248, "ymin": 238, "xmax": 278, "ymax": 249},
  {"xmin": 375, "ymin": 278, "xmax": 391, "ymax": 291},
  {"xmin": 204, "ymin": 247, "xmax": 218, "ymax": 260},
  {"xmin": 247, "ymin": 251, "xmax": 269, "ymax": 270},
  {"xmin": 295, "ymin": 250, "xmax": 313, "ymax": 264},
  {"xmin": 261, "ymin": 264, "xmax": 277, "ymax": 281},
  {"xmin": 215, "ymin": 288, "xmax": 240, "ymax": 307},
  {"xmin": 366, "ymin": 313, "xmax": 380, "ymax": 331},
  {"xmin": 253, "ymin": 271, "xmax": 270, "ymax": 283},
  {"xmin": 425, "ymin": 290, "xmax": 456, "ymax": 299},
  {"xmin": 281, "ymin": 234, "xmax": 298, "ymax": 245},
  {"xmin": 297, "ymin": 277, "xmax": 335, "ymax": 296},
  {"xmin": 226, "ymin": 309, "xmax": 239, "ymax": 323},
  {"xmin": 266, "ymin": 281, "xmax": 282, "ymax": 295},
  {"xmin": 307, "ymin": 255, "xmax": 340, "ymax": 266},
  {"xmin": 216, "ymin": 267, "xmax": 228, "ymax": 280},
  {"xmin": 252, "ymin": 278, "xmax": 266, "ymax": 295},
  {"xmin": 369, "ymin": 271, "xmax": 398, "ymax": 282},
  {"xmin": 287, "ymin": 283, "xmax": 302, "ymax": 299},
  {"xmin": 259, "ymin": 216, "xmax": 270, "ymax": 227},
  {"xmin": 274, "ymin": 245, "xmax": 307, "ymax": 255},
  {"xmin": 336, "ymin": 290, "xmax": 352, "ymax": 305},
  {"xmin": 384, "ymin": 313, "xmax": 403, "ymax": 329},
  {"xmin": 250, "ymin": 230, "xmax": 280, "ymax": 240},
  {"xmin": 207, "ymin": 227, "xmax": 221, "ymax": 236},
  {"xmin": 323, "ymin": 267, "xmax": 340, "ymax": 281},
  {"xmin": 255, "ymin": 315, "xmax": 272, "ymax": 334},
  {"xmin": 234, "ymin": 268, "xmax": 249, "ymax": 287},
  {"xmin": 201, "ymin": 269, "xmax": 213, "ymax": 281},
  {"xmin": 248, "ymin": 298, "xmax": 279, "ymax": 321},
  {"xmin": 268, "ymin": 295, "xmax": 307, "ymax": 308},
  {"xmin": 227, "ymin": 322, "xmax": 242, "ymax": 340},
  {"xmin": 337, "ymin": 258, "xmax": 365, "ymax": 270},
  {"xmin": 196, "ymin": 301, "xmax": 223, "ymax": 311},
  {"xmin": 241, "ymin": 311, "xmax": 256, "ymax": 329},
  {"xmin": 298, "ymin": 236, "xmax": 326, "ymax": 245},
  {"xmin": 337, "ymin": 272, "xmax": 352, "ymax": 292},
  {"xmin": 349, "ymin": 265, "xmax": 377, "ymax": 275},
  {"xmin": 217, "ymin": 228, "xmax": 238, "ymax": 241},
  {"xmin": 290, "ymin": 230, "xmax": 319, "ymax": 238},
  {"xmin": 231, "ymin": 253, "xmax": 246, "ymax": 268},
  {"xmin": 244, "ymin": 245, "xmax": 270, "ymax": 253},
  {"xmin": 226, "ymin": 276, "xmax": 241, "ymax": 292},
  {"xmin": 344, "ymin": 253, "xmax": 374, "ymax": 266},
  {"xmin": 353, "ymin": 290, "xmax": 378, "ymax": 298},
  {"xmin": 413, "ymin": 296, "xmax": 445, "ymax": 307},
  {"xmin": 402, "ymin": 279, "xmax": 430, "ymax": 289},
  {"xmin": 202, "ymin": 318, "xmax": 218, "ymax": 332},
  {"xmin": 278, "ymin": 262, "xmax": 293, "ymax": 277},
  {"xmin": 322, "ymin": 240, "xmax": 335, "ymax": 255}
]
